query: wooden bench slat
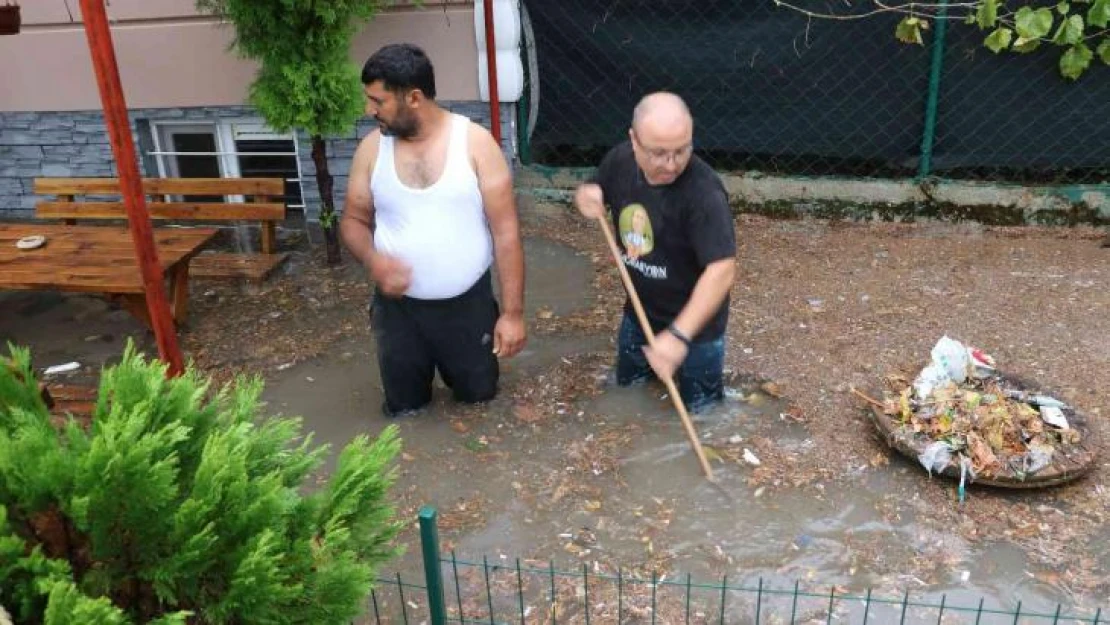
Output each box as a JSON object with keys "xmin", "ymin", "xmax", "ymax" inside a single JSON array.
[
  {"xmin": 0, "ymin": 256, "xmax": 175, "ymax": 271},
  {"xmin": 46, "ymin": 385, "xmax": 99, "ymax": 402},
  {"xmin": 0, "ymin": 234, "xmax": 215, "ymax": 257},
  {"xmin": 192, "ymin": 253, "xmax": 289, "ymax": 281},
  {"xmin": 34, "ymin": 177, "xmax": 285, "ymax": 196},
  {"xmin": 0, "ymin": 230, "xmax": 214, "ymax": 249},
  {"xmin": 0, "ymin": 275, "xmax": 147, "ymax": 293},
  {"xmin": 0, "ymin": 264, "xmax": 155, "ymax": 278},
  {"xmin": 37, "ymin": 201, "xmax": 287, "ymax": 221}
]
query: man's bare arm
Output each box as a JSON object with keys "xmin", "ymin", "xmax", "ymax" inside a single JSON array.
[
  {"xmin": 341, "ymin": 131, "xmax": 411, "ymax": 296},
  {"xmin": 471, "ymin": 124, "xmax": 526, "ymax": 357},
  {"xmin": 643, "ymin": 258, "xmax": 735, "ymax": 381},
  {"xmin": 671, "ymin": 258, "xmax": 736, "ymax": 340},
  {"xmin": 340, "ymin": 132, "xmax": 378, "ymax": 264}
]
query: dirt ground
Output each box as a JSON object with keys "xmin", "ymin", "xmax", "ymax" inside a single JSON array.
[{"xmin": 3, "ymin": 200, "xmax": 1109, "ymax": 618}]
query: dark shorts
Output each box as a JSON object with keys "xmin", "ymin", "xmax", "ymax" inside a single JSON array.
[
  {"xmin": 371, "ymin": 271, "xmax": 499, "ymax": 416},
  {"xmin": 616, "ymin": 311, "xmax": 725, "ymax": 412}
]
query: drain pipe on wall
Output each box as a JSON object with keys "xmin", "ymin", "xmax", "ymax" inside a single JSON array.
[{"xmin": 482, "ymin": 0, "xmax": 502, "ymax": 145}]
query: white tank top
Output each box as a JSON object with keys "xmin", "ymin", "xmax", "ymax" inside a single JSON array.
[{"xmin": 370, "ymin": 114, "xmax": 493, "ymax": 300}]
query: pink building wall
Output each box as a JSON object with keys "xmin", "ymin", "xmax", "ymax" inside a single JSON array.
[{"xmin": 0, "ymin": 0, "xmax": 479, "ymax": 112}]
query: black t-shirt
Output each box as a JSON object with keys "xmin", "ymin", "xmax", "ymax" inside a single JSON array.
[{"xmin": 593, "ymin": 141, "xmax": 736, "ymax": 341}]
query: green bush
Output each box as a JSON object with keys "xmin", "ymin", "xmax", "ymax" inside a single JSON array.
[{"xmin": 0, "ymin": 343, "xmax": 401, "ymax": 624}]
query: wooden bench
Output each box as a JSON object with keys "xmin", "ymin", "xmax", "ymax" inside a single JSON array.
[
  {"xmin": 34, "ymin": 177, "xmax": 289, "ymax": 281},
  {"xmin": 0, "ymin": 358, "xmax": 94, "ymax": 423}
]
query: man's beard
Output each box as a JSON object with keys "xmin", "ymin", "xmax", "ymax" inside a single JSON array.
[{"xmin": 377, "ymin": 114, "xmax": 419, "ymax": 140}]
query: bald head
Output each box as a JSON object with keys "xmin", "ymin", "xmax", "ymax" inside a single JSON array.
[
  {"xmin": 631, "ymin": 92, "xmax": 692, "ymax": 135},
  {"xmin": 628, "ymin": 92, "xmax": 694, "ymax": 185}
]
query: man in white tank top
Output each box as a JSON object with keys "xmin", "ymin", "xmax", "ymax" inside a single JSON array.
[{"xmin": 340, "ymin": 44, "xmax": 526, "ymax": 417}]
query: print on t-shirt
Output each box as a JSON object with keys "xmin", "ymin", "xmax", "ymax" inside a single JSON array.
[{"xmin": 618, "ymin": 203, "xmax": 654, "ymax": 259}]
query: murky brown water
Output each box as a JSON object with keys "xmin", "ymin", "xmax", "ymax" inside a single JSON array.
[{"xmin": 260, "ymin": 238, "xmax": 1101, "ymax": 623}]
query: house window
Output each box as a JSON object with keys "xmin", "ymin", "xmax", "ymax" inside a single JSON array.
[{"xmin": 149, "ymin": 120, "xmax": 306, "ymax": 210}]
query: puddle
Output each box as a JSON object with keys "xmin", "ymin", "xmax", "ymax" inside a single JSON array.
[{"xmin": 265, "ymin": 233, "xmax": 1095, "ymax": 621}]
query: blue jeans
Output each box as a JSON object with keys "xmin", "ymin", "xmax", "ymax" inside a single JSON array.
[{"xmin": 616, "ymin": 312, "xmax": 725, "ymax": 412}]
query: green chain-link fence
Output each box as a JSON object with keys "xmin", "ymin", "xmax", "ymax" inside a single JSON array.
[
  {"xmin": 362, "ymin": 507, "xmax": 1106, "ymax": 624},
  {"xmin": 516, "ymin": 0, "xmax": 1110, "ymax": 185}
]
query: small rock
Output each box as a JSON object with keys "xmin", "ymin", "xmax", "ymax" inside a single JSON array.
[
  {"xmin": 728, "ymin": 434, "xmax": 743, "ymax": 444},
  {"xmin": 743, "ymin": 449, "xmax": 761, "ymax": 466}
]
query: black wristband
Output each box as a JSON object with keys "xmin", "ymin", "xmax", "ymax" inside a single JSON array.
[{"xmin": 667, "ymin": 324, "xmax": 692, "ymax": 347}]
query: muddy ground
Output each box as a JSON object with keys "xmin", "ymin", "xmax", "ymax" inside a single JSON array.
[{"xmin": 2, "ymin": 200, "xmax": 1107, "ymax": 623}]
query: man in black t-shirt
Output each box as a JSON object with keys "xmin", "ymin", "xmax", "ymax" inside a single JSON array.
[{"xmin": 575, "ymin": 92, "xmax": 737, "ymax": 411}]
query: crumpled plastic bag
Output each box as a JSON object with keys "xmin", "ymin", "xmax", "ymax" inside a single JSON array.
[
  {"xmin": 913, "ymin": 336, "xmax": 996, "ymax": 400},
  {"xmin": 918, "ymin": 441, "xmax": 953, "ymax": 476},
  {"xmin": 1020, "ymin": 443, "xmax": 1055, "ymax": 475}
]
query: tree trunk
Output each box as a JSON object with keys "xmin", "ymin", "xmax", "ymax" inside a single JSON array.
[{"xmin": 311, "ymin": 135, "xmax": 342, "ymax": 265}]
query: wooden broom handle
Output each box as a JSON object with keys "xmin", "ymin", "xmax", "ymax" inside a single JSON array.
[{"xmin": 596, "ymin": 215, "xmax": 715, "ymax": 480}]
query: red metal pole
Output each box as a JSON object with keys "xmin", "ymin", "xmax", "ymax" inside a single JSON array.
[
  {"xmin": 482, "ymin": 0, "xmax": 502, "ymax": 145},
  {"xmin": 78, "ymin": 0, "xmax": 184, "ymax": 377}
]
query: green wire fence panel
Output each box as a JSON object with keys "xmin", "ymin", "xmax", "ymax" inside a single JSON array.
[
  {"xmin": 516, "ymin": 0, "xmax": 1110, "ymax": 185},
  {"xmin": 362, "ymin": 508, "xmax": 1107, "ymax": 624},
  {"xmin": 369, "ymin": 564, "xmax": 1106, "ymax": 624}
]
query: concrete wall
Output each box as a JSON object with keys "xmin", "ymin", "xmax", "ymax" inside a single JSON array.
[{"xmin": 515, "ymin": 167, "xmax": 1110, "ymax": 226}]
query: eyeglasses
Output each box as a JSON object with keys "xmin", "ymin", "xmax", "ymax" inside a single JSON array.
[{"xmin": 632, "ymin": 130, "xmax": 693, "ymax": 164}]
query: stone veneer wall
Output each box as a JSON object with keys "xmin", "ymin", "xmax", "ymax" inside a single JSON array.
[{"xmin": 0, "ymin": 102, "xmax": 514, "ymax": 220}]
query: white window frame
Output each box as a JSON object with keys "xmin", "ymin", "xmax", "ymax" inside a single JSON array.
[{"xmin": 148, "ymin": 119, "xmax": 307, "ymax": 210}]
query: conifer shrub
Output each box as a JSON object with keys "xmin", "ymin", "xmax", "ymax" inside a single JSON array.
[{"xmin": 0, "ymin": 343, "xmax": 401, "ymax": 624}]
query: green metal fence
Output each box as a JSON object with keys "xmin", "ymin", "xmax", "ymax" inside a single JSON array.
[
  {"xmin": 516, "ymin": 0, "xmax": 1110, "ymax": 186},
  {"xmin": 364, "ymin": 507, "xmax": 1106, "ymax": 624}
]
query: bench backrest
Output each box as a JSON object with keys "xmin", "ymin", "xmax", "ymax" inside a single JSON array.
[{"xmin": 34, "ymin": 177, "xmax": 287, "ymax": 253}]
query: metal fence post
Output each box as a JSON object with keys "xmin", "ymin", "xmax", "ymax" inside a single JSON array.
[
  {"xmin": 419, "ymin": 506, "xmax": 448, "ymax": 625},
  {"xmin": 918, "ymin": 0, "xmax": 949, "ymax": 181}
]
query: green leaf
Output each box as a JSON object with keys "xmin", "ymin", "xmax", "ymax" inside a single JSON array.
[
  {"xmin": 1052, "ymin": 14, "xmax": 1084, "ymax": 43},
  {"xmin": 1015, "ymin": 6, "xmax": 1056, "ymax": 39},
  {"xmin": 1097, "ymin": 38, "xmax": 1110, "ymax": 63},
  {"xmin": 1059, "ymin": 42, "xmax": 1093, "ymax": 79},
  {"xmin": 1013, "ymin": 35, "xmax": 1044, "ymax": 52},
  {"xmin": 985, "ymin": 27, "xmax": 1015, "ymax": 52},
  {"xmin": 965, "ymin": 12, "xmax": 978, "ymax": 24},
  {"xmin": 1056, "ymin": 1, "xmax": 1071, "ymax": 14},
  {"xmin": 896, "ymin": 16, "xmax": 928, "ymax": 45},
  {"xmin": 977, "ymin": 0, "xmax": 1000, "ymax": 28},
  {"xmin": 1065, "ymin": 14, "xmax": 1085, "ymax": 44},
  {"xmin": 1089, "ymin": 0, "xmax": 1110, "ymax": 27}
]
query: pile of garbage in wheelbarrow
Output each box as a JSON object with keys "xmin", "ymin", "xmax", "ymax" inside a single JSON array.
[{"xmin": 866, "ymin": 336, "xmax": 1097, "ymax": 497}]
